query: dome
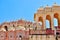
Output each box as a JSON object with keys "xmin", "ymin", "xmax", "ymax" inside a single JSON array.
[{"xmin": 45, "ymin": 5, "xmax": 51, "ymax": 8}]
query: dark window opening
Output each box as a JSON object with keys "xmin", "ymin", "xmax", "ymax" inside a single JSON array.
[
  {"xmin": 4, "ymin": 26, "xmax": 8, "ymax": 31},
  {"xmin": 1, "ymin": 36, "xmax": 3, "ymax": 37},
  {"xmin": 28, "ymin": 25, "xmax": 30, "ymax": 27},
  {"xmin": 56, "ymin": 32, "xmax": 59, "ymax": 35},
  {"xmin": 13, "ymin": 24, "xmax": 15, "ymax": 27},
  {"xmin": 19, "ymin": 35, "xmax": 22, "ymax": 40},
  {"xmin": 10, "ymin": 35, "xmax": 12, "ymax": 38},
  {"xmin": 19, "ymin": 35, "xmax": 22, "ymax": 38}
]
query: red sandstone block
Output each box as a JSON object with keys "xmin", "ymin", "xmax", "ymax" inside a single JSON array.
[
  {"xmin": 0, "ymin": 31, "xmax": 6, "ymax": 40},
  {"xmin": 25, "ymin": 31, "xmax": 29, "ymax": 38},
  {"xmin": 29, "ymin": 29, "xmax": 35, "ymax": 34},
  {"xmin": 22, "ymin": 37, "xmax": 29, "ymax": 40},
  {"xmin": 30, "ymin": 30, "xmax": 45, "ymax": 34},
  {"xmin": 15, "ymin": 30, "xmax": 25, "ymax": 40},
  {"xmin": 7, "ymin": 31, "xmax": 15, "ymax": 40}
]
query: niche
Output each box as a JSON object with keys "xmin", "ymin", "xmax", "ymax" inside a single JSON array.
[{"xmin": 4, "ymin": 26, "xmax": 8, "ymax": 31}]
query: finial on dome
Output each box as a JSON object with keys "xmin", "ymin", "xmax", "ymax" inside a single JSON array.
[
  {"xmin": 46, "ymin": 4, "xmax": 50, "ymax": 7},
  {"xmin": 47, "ymin": 4, "xmax": 48, "ymax": 6},
  {"xmin": 54, "ymin": 2, "xmax": 56, "ymax": 4}
]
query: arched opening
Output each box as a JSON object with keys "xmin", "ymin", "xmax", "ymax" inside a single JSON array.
[
  {"xmin": 38, "ymin": 21, "xmax": 42, "ymax": 26},
  {"xmin": 4, "ymin": 26, "xmax": 8, "ymax": 31},
  {"xmin": 54, "ymin": 13, "xmax": 59, "ymax": 28},
  {"xmin": 46, "ymin": 20, "xmax": 50, "ymax": 28},
  {"xmin": 38, "ymin": 17, "xmax": 43, "ymax": 29},
  {"xmin": 46, "ymin": 15, "xmax": 51, "ymax": 29},
  {"xmin": 38, "ymin": 17, "xmax": 43, "ymax": 26},
  {"xmin": 19, "ymin": 35, "xmax": 22, "ymax": 40},
  {"xmin": 54, "ymin": 18, "xmax": 58, "ymax": 26}
]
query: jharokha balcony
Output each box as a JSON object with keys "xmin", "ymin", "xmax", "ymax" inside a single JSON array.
[
  {"xmin": 29, "ymin": 28, "xmax": 54, "ymax": 35},
  {"xmin": 29, "ymin": 26, "xmax": 60, "ymax": 35},
  {"xmin": 46, "ymin": 28, "xmax": 54, "ymax": 35}
]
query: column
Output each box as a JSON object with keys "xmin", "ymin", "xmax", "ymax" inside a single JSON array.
[
  {"xmin": 33, "ymin": 35, "xmax": 36, "ymax": 40},
  {"xmin": 43, "ymin": 15, "xmax": 46, "ymax": 30},
  {"xmin": 51, "ymin": 14, "xmax": 54, "ymax": 30},
  {"xmin": 58, "ymin": 14, "xmax": 60, "ymax": 26},
  {"xmin": 42, "ymin": 35, "xmax": 46, "ymax": 40},
  {"xmin": 37, "ymin": 35, "xmax": 42, "ymax": 40}
]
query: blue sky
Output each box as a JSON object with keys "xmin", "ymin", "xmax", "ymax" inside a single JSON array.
[{"xmin": 0, "ymin": 0, "xmax": 60, "ymax": 24}]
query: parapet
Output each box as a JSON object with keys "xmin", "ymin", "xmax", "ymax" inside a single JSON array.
[
  {"xmin": 37, "ymin": 6, "xmax": 44, "ymax": 14},
  {"xmin": 36, "ymin": 3, "xmax": 60, "ymax": 14}
]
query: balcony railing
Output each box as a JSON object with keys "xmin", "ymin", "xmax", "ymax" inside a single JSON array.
[
  {"xmin": 55, "ymin": 26, "xmax": 60, "ymax": 29},
  {"xmin": 29, "ymin": 29, "xmax": 55, "ymax": 35},
  {"xmin": 46, "ymin": 29, "xmax": 54, "ymax": 35},
  {"xmin": 29, "ymin": 29, "xmax": 46, "ymax": 35}
]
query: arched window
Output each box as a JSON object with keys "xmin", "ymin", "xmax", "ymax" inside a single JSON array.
[
  {"xmin": 54, "ymin": 18, "xmax": 58, "ymax": 26},
  {"xmin": 4, "ymin": 26, "xmax": 8, "ymax": 31},
  {"xmin": 38, "ymin": 17, "xmax": 43, "ymax": 26},
  {"xmin": 46, "ymin": 15, "xmax": 51, "ymax": 29},
  {"xmin": 38, "ymin": 17, "xmax": 43, "ymax": 29},
  {"xmin": 54, "ymin": 13, "xmax": 59, "ymax": 27},
  {"xmin": 39, "ymin": 21, "xmax": 42, "ymax": 26},
  {"xmin": 46, "ymin": 20, "xmax": 50, "ymax": 28},
  {"xmin": 19, "ymin": 35, "xmax": 22, "ymax": 40}
]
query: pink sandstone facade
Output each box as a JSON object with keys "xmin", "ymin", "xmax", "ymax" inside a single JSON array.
[{"xmin": 0, "ymin": 3, "xmax": 60, "ymax": 40}]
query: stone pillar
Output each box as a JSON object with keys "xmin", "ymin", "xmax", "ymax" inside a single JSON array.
[
  {"xmin": 37, "ymin": 35, "xmax": 42, "ymax": 40},
  {"xmin": 29, "ymin": 35, "xmax": 32, "ymax": 40},
  {"xmin": 33, "ymin": 35, "xmax": 36, "ymax": 40},
  {"xmin": 43, "ymin": 15, "xmax": 46, "ymax": 30},
  {"xmin": 46, "ymin": 35, "xmax": 55, "ymax": 40},
  {"xmin": 7, "ymin": 31, "xmax": 15, "ymax": 40},
  {"xmin": 51, "ymin": 14, "xmax": 54, "ymax": 30},
  {"xmin": 58, "ymin": 14, "xmax": 60, "ymax": 26},
  {"xmin": 42, "ymin": 35, "xmax": 46, "ymax": 40},
  {"xmin": 35, "ymin": 14, "xmax": 39, "ymax": 22},
  {"xmin": 0, "ymin": 31, "xmax": 6, "ymax": 40}
]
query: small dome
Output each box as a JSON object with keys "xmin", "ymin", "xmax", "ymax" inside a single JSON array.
[{"xmin": 45, "ymin": 5, "xmax": 51, "ymax": 8}]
